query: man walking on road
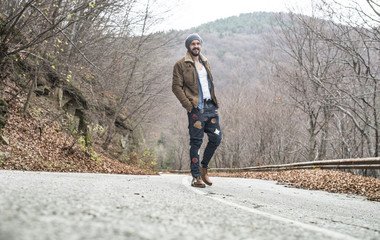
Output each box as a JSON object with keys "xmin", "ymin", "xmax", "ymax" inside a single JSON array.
[{"xmin": 172, "ymin": 33, "xmax": 222, "ymax": 188}]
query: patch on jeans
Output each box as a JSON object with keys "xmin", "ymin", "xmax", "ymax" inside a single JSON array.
[
  {"xmin": 192, "ymin": 113, "xmax": 198, "ymax": 120},
  {"xmin": 192, "ymin": 158, "xmax": 198, "ymax": 163},
  {"xmin": 211, "ymin": 118, "xmax": 217, "ymax": 124},
  {"xmin": 193, "ymin": 121, "xmax": 202, "ymax": 129},
  {"xmin": 214, "ymin": 128, "xmax": 220, "ymax": 135}
]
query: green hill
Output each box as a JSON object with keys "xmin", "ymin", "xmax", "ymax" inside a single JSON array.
[{"xmin": 196, "ymin": 12, "xmax": 280, "ymax": 34}]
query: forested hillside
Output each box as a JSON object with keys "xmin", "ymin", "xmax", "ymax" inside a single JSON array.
[{"xmin": 1, "ymin": 1, "xmax": 380, "ymax": 178}]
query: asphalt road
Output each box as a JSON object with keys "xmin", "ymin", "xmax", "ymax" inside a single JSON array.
[{"xmin": 0, "ymin": 170, "xmax": 379, "ymax": 240}]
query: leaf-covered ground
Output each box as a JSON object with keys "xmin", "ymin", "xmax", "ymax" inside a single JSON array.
[
  {"xmin": 210, "ymin": 170, "xmax": 380, "ymax": 202},
  {"xmin": 0, "ymin": 97, "xmax": 153, "ymax": 175}
]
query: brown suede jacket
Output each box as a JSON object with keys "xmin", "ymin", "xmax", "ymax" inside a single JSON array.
[{"xmin": 172, "ymin": 51, "xmax": 219, "ymax": 112}]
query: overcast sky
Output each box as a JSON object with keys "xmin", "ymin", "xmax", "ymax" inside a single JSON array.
[
  {"xmin": 155, "ymin": 0, "xmax": 313, "ymax": 31},
  {"xmin": 153, "ymin": 0, "xmax": 375, "ymax": 32}
]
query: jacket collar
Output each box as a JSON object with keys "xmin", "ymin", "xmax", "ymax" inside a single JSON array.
[{"xmin": 185, "ymin": 51, "xmax": 208, "ymax": 63}]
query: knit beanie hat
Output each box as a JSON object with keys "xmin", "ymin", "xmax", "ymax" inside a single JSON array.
[{"xmin": 185, "ymin": 33, "xmax": 203, "ymax": 50}]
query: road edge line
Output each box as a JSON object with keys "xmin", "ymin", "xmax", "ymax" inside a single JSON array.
[{"xmin": 182, "ymin": 176, "xmax": 359, "ymax": 240}]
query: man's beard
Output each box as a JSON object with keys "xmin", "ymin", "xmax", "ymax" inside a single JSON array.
[{"xmin": 190, "ymin": 48, "xmax": 200, "ymax": 56}]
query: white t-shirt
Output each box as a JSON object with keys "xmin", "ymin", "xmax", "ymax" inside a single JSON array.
[{"xmin": 198, "ymin": 66, "xmax": 211, "ymax": 100}]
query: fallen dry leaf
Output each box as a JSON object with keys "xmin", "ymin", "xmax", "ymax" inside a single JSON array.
[{"xmin": 210, "ymin": 170, "xmax": 380, "ymax": 202}]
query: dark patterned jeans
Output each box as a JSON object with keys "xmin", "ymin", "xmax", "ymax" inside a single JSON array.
[{"xmin": 187, "ymin": 100, "xmax": 222, "ymax": 178}]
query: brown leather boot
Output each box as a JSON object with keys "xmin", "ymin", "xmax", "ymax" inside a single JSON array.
[
  {"xmin": 191, "ymin": 176, "xmax": 206, "ymax": 188},
  {"xmin": 200, "ymin": 167, "xmax": 212, "ymax": 186}
]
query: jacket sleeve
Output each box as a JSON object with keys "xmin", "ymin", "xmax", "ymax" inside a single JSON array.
[{"xmin": 172, "ymin": 62, "xmax": 193, "ymax": 112}]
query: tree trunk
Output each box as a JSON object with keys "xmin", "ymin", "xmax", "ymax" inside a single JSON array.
[
  {"xmin": 102, "ymin": 115, "xmax": 117, "ymax": 150},
  {"xmin": 23, "ymin": 64, "xmax": 38, "ymax": 115},
  {"xmin": 319, "ymin": 106, "xmax": 331, "ymax": 160}
]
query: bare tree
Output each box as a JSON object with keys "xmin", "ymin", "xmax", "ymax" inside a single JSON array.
[
  {"xmin": 306, "ymin": 0, "xmax": 380, "ymax": 159},
  {"xmin": 273, "ymin": 13, "xmax": 340, "ymax": 161}
]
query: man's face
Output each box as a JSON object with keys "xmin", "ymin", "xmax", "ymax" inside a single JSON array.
[{"xmin": 189, "ymin": 40, "xmax": 201, "ymax": 56}]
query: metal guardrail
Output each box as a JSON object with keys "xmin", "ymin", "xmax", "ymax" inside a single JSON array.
[{"xmin": 167, "ymin": 157, "xmax": 380, "ymax": 173}]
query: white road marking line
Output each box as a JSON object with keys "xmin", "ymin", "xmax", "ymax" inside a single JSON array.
[{"xmin": 182, "ymin": 176, "xmax": 359, "ymax": 240}]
